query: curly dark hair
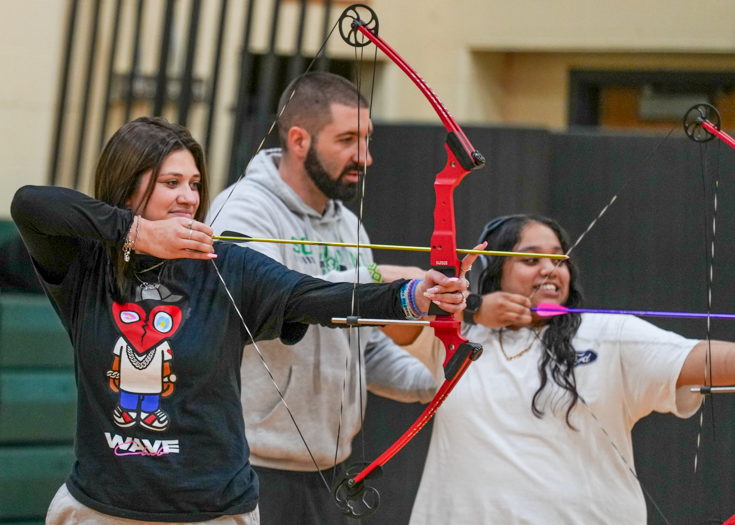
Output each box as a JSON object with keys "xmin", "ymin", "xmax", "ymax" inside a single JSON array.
[{"xmin": 474, "ymin": 215, "xmax": 584, "ymax": 426}]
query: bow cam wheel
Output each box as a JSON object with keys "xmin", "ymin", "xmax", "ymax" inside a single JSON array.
[
  {"xmin": 332, "ymin": 462, "xmax": 383, "ymax": 519},
  {"xmin": 683, "ymin": 103, "xmax": 721, "ymax": 143},
  {"xmin": 339, "ymin": 4, "xmax": 379, "ymax": 48}
]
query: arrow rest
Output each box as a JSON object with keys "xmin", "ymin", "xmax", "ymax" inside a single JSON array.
[
  {"xmin": 684, "ymin": 103, "xmax": 721, "ymax": 143},
  {"xmin": 332, "ymin": 462, "xmax": 384, "ymax": 519},
  {"xmin": 339, "ymin": 4, "xmax": 379, "ymax": 47}
]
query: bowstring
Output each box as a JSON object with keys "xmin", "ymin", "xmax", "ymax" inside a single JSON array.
[
  {"xmin": 359, "ymin": 42, "xmax": 379, "ymax": 465},
  {"xmin": 207, "ymin": 18, "xmax": 343, "ymax": 496},
  {"xmin": 694, "ymin": 142, "xmax": 713, "ymax": 475},
  {"xmin": 693, "ymin": 137, "xmax": 723, "ymax": 524},
  {"xmin": 332, "ymin": 40, "xmax": 365, "ymax": 485},
  {"xmin": 210, "ymin": 259, "xmax": 333, "ymax": 492},
  {"xmin": 331, "ymin": 35, "xmax": 379, "ymax": 485},
  {"xmin": 356, "ymin": 41, "xmax": 379, "ymax": 465}
]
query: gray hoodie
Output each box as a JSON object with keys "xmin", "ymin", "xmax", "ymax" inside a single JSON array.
[{"xmin": 208, "ymin": 149, "xmax": 437, "ymax": 471}]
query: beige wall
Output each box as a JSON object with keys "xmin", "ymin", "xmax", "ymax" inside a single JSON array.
[
  {"xmin": 2, "ymin": 0, "xmax": 735, "ymax": 217},
  {"xmin": 367, "ymin": 0, "xmax": 735, "ymax": 123},
  {"xmin": 0, "ymin": 0, "xmax": 66, "ymax": 218},
  {"xmin": 468, "ymin": 52, "xmax": 735, "ymax": 129}
]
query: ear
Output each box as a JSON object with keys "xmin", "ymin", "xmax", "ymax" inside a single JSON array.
[{"xmin": 286, "ymin": 126, "xmax": 311, "ymax": 159}]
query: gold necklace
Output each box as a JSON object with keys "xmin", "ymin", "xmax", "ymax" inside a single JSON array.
[{"xmin": 498, "ymin": 328, "xmax": 540, "ymax": 361}]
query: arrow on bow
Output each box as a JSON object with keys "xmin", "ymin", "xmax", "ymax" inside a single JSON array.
[
  {"xmin": 533, "ymin": 302, "xmax": 735, "ymax": 320},
  {"xmin": 213, "ymin": 231, "xmax": 569, "ymax": 259}
]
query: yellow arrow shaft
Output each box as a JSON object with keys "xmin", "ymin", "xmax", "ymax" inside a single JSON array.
[{"xmin": 213, "ymin": 236, "xmax": 568, "ymax": 260}]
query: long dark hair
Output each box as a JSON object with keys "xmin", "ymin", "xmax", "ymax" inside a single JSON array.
[
  {"xmin": 94, "ymin": 117, "xmax": 209, "ymax": 298},
  {"xmin": 474, "ymin": 215, "xmax": 583, "ymax": 426}
]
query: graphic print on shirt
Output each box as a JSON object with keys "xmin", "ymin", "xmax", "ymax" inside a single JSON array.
[
  {"xmin": 107, "ymin": 302, "xmax": 182, "ymax": 432},
  {"xmin": 289, "ymin": 236, "xmax": 368, "ymax": 274},
  {"xmin": 574, "ymin": 349, "xmax": 598, "ymax": 367}
]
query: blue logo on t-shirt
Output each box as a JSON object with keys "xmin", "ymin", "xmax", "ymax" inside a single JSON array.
[{"xmin": 574, "ymin": 350, "xmax": 598, "ymax": 367}]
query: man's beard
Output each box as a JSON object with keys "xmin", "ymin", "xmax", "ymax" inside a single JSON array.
[{"xmin": 304, "ymin": 143, "xmax": 359, "ymax": 202}]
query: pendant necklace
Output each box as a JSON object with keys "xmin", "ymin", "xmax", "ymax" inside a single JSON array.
[{"xmin": 135, "ymin": 260, "xmax": 167, "ymax": 290}]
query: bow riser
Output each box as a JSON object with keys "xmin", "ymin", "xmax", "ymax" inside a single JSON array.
[{"xmin": 431, "ymin": 145, "xmax": 471, "ymax": 275}]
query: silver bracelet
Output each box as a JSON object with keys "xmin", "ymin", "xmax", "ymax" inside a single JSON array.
[{"xmin": 123, "ymin": 215, "xmax": 140, "ymax": 262}]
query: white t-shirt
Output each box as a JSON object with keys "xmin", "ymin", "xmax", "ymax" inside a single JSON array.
[{"xmin": 409, "ymin": 314, "xmax": 701, "ymax": 525}]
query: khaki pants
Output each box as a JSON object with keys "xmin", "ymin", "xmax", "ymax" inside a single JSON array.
[{"xmin": 47, "ymin": 484, "xmax": 259, "ymax": 525}]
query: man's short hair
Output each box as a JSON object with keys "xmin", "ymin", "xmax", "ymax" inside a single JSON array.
[{"xmin": 276, "ymin": 72, "xmax": 369, "ymax": 150}]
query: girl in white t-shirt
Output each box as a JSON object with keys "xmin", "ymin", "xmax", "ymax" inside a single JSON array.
[{"xmin": 409, "ymin": 214, "xmax": 735, "ymax": 525}]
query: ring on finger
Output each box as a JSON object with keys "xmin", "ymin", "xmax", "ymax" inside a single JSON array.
[
  {"xmin": 460, "ymin": 265, "xmax": 472, "ymax": 272},
  {"xmin": 187, "ymin": 219, "xmax": 194, "ymax": 229},
  {"xmin": 188, "ymin": 229, "xmax": 194, "ymax": 240}
]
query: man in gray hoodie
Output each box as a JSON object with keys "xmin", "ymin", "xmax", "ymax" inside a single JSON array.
[{"xmin": 208, "ymin": 72, "xmax": 437, "ymax": 524}]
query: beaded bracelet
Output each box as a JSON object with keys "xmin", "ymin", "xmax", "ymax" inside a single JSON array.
[
  {"xmin": 399, "ymin": 282, "xmax": 412, "ymax": 318},
  {"xmin": 400, "ymin": 279, "xmax": 426, "ymax": 319},
  {"xmin": 367, "ymin": 262, "xmax": 383, "ymax": 283},
  {"xmin": 407, "ymin": 279, "xmax": 425, "ymax": 318},
  {"xmin": 123, "ymin": 215, "xmax": 141, "ymax": 262}
]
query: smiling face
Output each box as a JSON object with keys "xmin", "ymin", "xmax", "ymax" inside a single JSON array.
[
  {"xmin": 126, "ymin": 149, "xmax": 201, "ymax": 221},
  {"xmin": 500, "ymin": 222, "xmax": 570, "ymax": 309},
  {"xmin": 303, "ymin": 103, "xmax": 373, "ymax": 201}
]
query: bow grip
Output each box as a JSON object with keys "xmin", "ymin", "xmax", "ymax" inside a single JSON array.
[{"xmin": 427, "ymin": 264, "xmax": 459, "ymax": 316}]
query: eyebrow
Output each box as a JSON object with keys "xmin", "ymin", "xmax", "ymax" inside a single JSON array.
[
  {"xmin": 335, "ymin": 128, "xmax": 374, "ymax": 138},
  {"xmin": 158, "ymin": 171, "xmax": 201, "ymax": 178},
  {"xmin": 517, "ymin": 244, "xmax": 563, "ymax": 253}
]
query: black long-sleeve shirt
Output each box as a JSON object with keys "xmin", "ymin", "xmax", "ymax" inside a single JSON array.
[{"xmin": 11, "ymin": 185, "xmax": 406, "ymax": 521}]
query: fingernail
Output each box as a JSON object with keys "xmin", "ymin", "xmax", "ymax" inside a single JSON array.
[
  {"xmin": 207, "ymin": 253, "xmax": 218, "ymax": 259},
  {"xmin": 448, "ymin": 277, "xmax": 459, "ymax": 282}
]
